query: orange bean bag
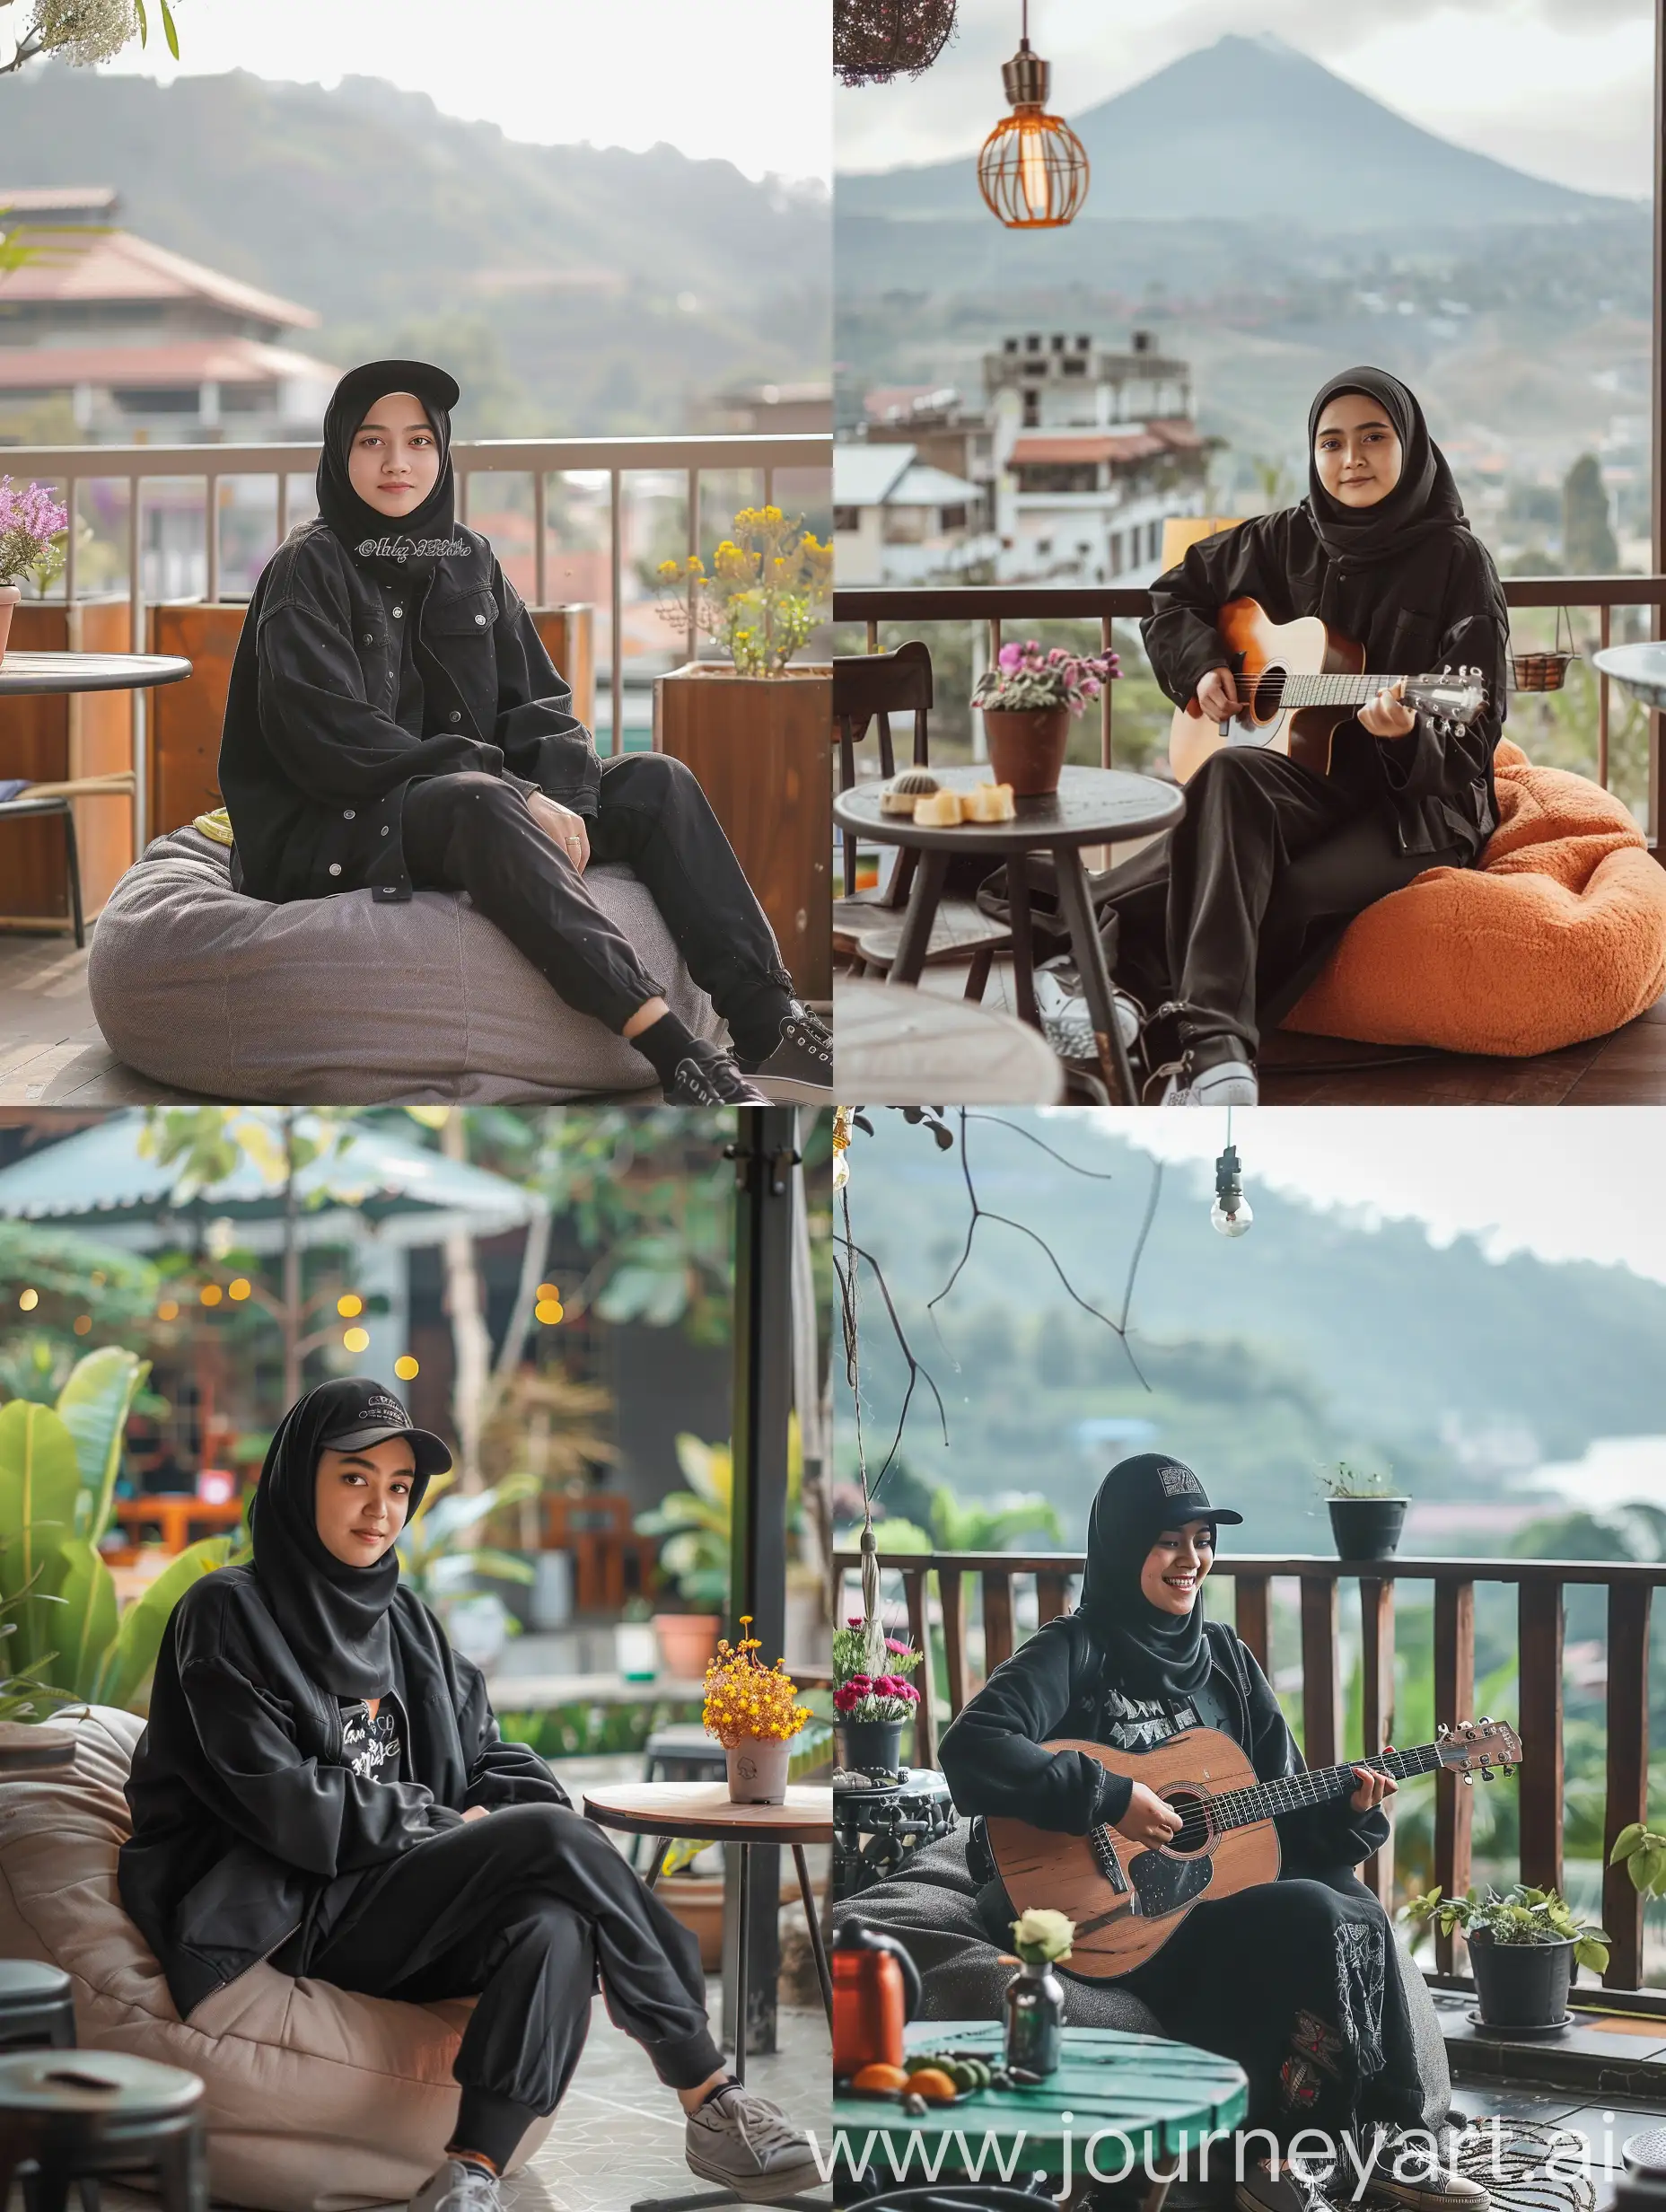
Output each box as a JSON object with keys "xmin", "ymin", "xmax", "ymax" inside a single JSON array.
[{"xmin": 1285, "ymin": 740, "xmax": 1666, "ymax": 1057}]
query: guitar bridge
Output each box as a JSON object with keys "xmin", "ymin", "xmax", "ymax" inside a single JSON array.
[{"xmin": 1089, "ymin": 1824, "xmax": 1129, "ymax": 1893}]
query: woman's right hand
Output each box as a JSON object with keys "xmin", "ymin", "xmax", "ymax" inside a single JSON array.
[
  {"xmin": 527, "ymin": 789, "xmax": 591, "ymax": 872},
  {"xmin": 1195, "ymin": 667, "xmax": 1240, "ymax": 724},
  {"xmin": 1113, "ymin": 1780, "xmax": 1184, "ymax": 1848}
]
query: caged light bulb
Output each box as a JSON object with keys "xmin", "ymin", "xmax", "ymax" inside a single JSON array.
[{"xmin": 1211, "ymin": 1142, "xmax": 1252, "ymax": 1238}]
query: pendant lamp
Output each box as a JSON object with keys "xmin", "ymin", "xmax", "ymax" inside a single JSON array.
[
  {"xmin": 834, "ymin": 0, "xmax": 959, "ymax": 85},
  {"xmin": 977, "ymin": 0, "xmax": 1089, "ymax": 229}
]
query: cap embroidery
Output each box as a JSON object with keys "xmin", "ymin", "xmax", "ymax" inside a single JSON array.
[{"xmin": 1158, "ymin": 1464, "xmax": 1203, "ymax": 1497}]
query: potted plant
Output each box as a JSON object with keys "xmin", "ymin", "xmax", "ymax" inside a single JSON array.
[
  {"xmin": 652, "ymin": 506, "xmax": 833, "ymax": 997},
  {"xmin": 1320, "ymin": 1462, "xmax": 1409, "ymax": 1559},
  {"xmin": 702, "ymin": 1615, "xmax": 811, "ymax": 1804},
  {"xmin": 969, "ymin": 640, "xmax": 1119, "ymax": 796},
  {"xmin": 0, "ymin": 478, "xmax": 68, "ymax": 663},
  {"xmin": 1406, "ymin": 1885, "xmax": 1609, "ymax": 2030},
  {"xmin": 832, "ymin": 1613, "xmax": 923, "ymax": 1776}
]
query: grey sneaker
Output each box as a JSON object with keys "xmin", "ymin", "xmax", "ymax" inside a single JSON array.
[
  {"xmin": 408, "ymin": 2160, "xmax": 504, "ymax": 2212},
  {"xmin": 1031, "ymin": 955, "xmax": 1143, "ymax": 1062},
  {"xmin": 1236, "ymin": 2159, "xmax": 1341, "ymax": 2212},
  {"xmin": 684, "ymin": 2080, "xmax": 822, "ymax": 2202},
  {"xmin": 1360, "ymin": 2126, "xmax": 1491, "ymax": 2212},
  {"xmin": 1155, "ymin": 1052, "xmax": 1259, "ymax": 1106}
]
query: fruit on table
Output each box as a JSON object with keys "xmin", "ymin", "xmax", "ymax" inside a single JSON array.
[
  {"xmin": 852, "ymin": 2063, "xmax": 910, "ymax": 2094},
  {"xmin": 903, "ymin": 2067, "xmax": 960, "ymax": 2102}
]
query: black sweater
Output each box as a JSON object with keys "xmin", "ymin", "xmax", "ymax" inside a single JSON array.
[
  {"xmin": 1142, "ymin": 505, "xmax": 1511, "ymax": 860},
  {"xmin": 119, "ymin": 1564, "xmax": 570, "ymax": 2018},
  {"xmin": 218, "ymin": 518, "xmax": 600, "ymax": 906},
  {"xmin": 937, "ymin": 1614, "xmax": 1389, "ymax": 1874}
]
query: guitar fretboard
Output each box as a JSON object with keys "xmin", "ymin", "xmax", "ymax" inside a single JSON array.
[
  {"xmin": 1205, "ymin": 1742, "xmax": 1443, "ymax": 1833},
  {"xmin": 1230, "ymin": 674, "xmax": 1405, "ymax": 709}
]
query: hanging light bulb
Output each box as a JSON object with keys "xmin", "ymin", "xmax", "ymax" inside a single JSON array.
[
  {"xmin": 977, "ymin": 1, "xmax": 1090, "ymax": 230},
  {"xmin": 1211, "ymin": 1142, "xmax": 1253, "ymax": 1238}
]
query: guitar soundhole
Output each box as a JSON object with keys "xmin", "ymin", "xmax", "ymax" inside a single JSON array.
[
  {"xmin": 1247, "ymin": 663, "xmax": 1285, "ymax": 724},
  {"xmin": 1162, "ymin": 1790, "xmax": 1214, "ymax": 1855}
]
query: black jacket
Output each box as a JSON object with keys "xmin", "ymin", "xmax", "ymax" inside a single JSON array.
[
  {"xmin": 938, "ymin": 1613, "xmax": 1389, "ymax": 1876},
  {"xmin": 1142, "ymin": 506, "xmax": 1511, "ymax": 859},
  {"xmin": 118, "ymin": 1564, "xmax": 570, "ymax": 2018},
  {"xmin": 219, "ymin": 518, "xmax": 601, "ymax": 905}
]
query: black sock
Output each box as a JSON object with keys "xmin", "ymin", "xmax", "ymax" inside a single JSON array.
[
  {"xmin": 452, "ymin": 2084, "xmax": 541, "ymax": 2171},
  {"xmin": 725, "ymin": 983, "xmax": 795, "ymax": 1067},
  {"xmin": 629, "ymin": 1009, "xmax": 704, "ymax": 1086},
  {"xmin": 698, "ymin": 2073, "xmax": 741, "ymax": 2111}
]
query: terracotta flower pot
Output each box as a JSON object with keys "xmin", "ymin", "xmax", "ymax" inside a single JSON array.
[
  {"xmin": 652, "ymin": 1611, "xmax": 722, "ymax": 1680},
  {"xmin": 980, "ymin": 706, "xmax": 1070, "ymax": 796},
  {"xmin": 0, "ymin": 584, "xmax": 21, "ymax": 667},
  {"xmin": 725, "ymin": 1733, "xmax": 791, "ymax": 1804}
]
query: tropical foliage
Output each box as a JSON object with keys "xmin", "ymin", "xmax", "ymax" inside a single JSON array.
[
  {"xmin": 636, "ymin": 1424, "xmax": 808, "ymax": 1612},
  {"xmin": 1406, "ymin": 1883, "xmax": 1610, "ymax": 1974}
]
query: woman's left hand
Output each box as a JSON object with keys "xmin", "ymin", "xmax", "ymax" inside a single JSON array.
[
  {"xmin": 1359, "ymin": 681, "xmax": 1416, "ymax": 739},
  {"xmin": 527, "ymin": 790, "xmax": 591, "ymax": 872},
  {"xmin": 1349, "ymin": 1756, "xmax": 1399, "ymax": 1813}
]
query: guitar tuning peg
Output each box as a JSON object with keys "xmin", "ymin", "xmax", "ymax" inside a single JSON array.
[{"xmin": 1462, "ymin": 1772, "xmax": 1474, "ymax": 1786}]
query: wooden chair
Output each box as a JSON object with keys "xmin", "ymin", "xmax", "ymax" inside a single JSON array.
[
  {"xmin": 0, "ymin": 774, "xmax": 131, "ymax": 948},
  {"xmin": 832, "ymin": 642, "xmax": 1013, "ymax": 999},
  {"xmin": 539, "ymin": 1492, "xmax": 659, "ymax": 1615}
]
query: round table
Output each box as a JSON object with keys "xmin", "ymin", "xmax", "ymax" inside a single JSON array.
[
  {"xmin": 834, "ymin": 765, "xmax": 1186, "ymax": 1103},
  {"xmin": 834, "ymin": 977, "xmax": 1065, "ymax": 1105},
  {"xmin": 832, "ymin": 1765, "xmax": 957, "ymax": 1900},
  {"xmin": 0, "ymin": 1723, "xmax": 77, "ymax": 1775},
  {"xmin": 582, "ymin": 1779, "xmax": 834, "ymax": 2078},
  {"xmin": 0, "ymin": 653, "xmax": 192, "ymax": 698},
  {"xmin": 831, "ymin": 2020, "xmax": 1248, "ymax": 2206},
  {"xmin": 1594, "ymin": 643, "xmax": 1666, "ymax": 711}
]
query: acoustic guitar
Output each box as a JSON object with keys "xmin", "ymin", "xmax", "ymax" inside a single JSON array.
[
  {"xmin": 984, "ymin": 1716, "xmax": 1521, "ymax": 1978},
  {"xmin": 1167, "ymin": 597, "xmax": 1487, "ymax": 783}
]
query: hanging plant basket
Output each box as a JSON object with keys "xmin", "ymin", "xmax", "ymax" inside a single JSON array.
[
  {"xmin": 835, "ymin": 0, "xmax": 959, "ymax": 85},
  {"xmin": 1513, "ymin": 607, "xmax": 1577, "ymax": 693}
]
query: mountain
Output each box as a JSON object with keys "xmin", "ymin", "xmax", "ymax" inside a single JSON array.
[
  {"xmin": 0, "ymin": 66, "xmax": 829, "ymax": 433},
  {"xmin": 836, "ymin": 33, "xmax": 1624, "ymax": 233}
]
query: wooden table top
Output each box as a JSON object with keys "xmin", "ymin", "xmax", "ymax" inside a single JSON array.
[
  {"xmin": 0, "ymin": 1721, "xmax": 78, "ymax": 1773},
  {"xmin": 831, "ymin": 2021, "xmax": 1248, "ymax": 2178},
  {"xmin": 834, "ymin": 764, "xmax": 1185, "ymax": 853},
  {"xmin": 834, "ymin": 977, "xmax": 1064, "ymax": 1105},
  {"xmin": 0, "ymin": 651, "xmax": 192, "ymax": 696},
  {"xmin": 583, "ymin": 1778, "xmax": 833, "ymax": 1845}
]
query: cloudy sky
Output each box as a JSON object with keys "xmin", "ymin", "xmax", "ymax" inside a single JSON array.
[
  {"xmin": 109, "ymin": 0, "xmax": 833, "ymax": 184},
  {"xmin": 837, "ymin": 0, "xmax": 1654, "ymax": 199},
  {"xmin": 1048, "ymin": 1107, "xmax": 1666, "ymax": 1286}
]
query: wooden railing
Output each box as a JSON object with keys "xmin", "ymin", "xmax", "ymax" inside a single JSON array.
[
  {"xmin": 833, "ymin": 578, "xmax": 1666, "ymax": 833},
  {"xmin": 832, "ymin": 1547, "xmax": 1666, "ymax": 1996}
]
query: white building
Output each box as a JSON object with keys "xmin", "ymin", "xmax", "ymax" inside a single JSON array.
[{"xmin": 833, "ymin": 442, "xmax": 1000, "ymax": 586}]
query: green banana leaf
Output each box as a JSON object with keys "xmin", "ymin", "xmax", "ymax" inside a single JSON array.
[
  {"xmin": 48, "ymin": 1537, "xmax": 119, "ymax": 1702},
  {"xmin": 56, "ymin": 1348, "xmax": 150, "ymax": 1546},
  {"xmin": 95, "ymin": 1533, "xmax": 241, "ymax": 1711},
  {"xmin": 0, "ymin": 1400, "xmax": 83, "ymax": 1672}
]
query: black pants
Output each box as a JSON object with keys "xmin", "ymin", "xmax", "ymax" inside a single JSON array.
[
  {"xmin": 1113, "ymin": 1864, "xmax": 1426, "ymax": 2151},
  {"xmin": 401, "ymin": 753, "xmax": 794, "ymax": 1042},
  {"xmin": 1099, "ymin": 748, "xmax": 1466, "ymax": 1058},
  {"xmin": 285, "ymin": 1804, "xmax": 724, "ymax": 2167}
]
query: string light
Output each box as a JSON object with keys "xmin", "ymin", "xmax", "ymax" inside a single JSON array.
[
  {"xmin": 394, "ymin": 1355, "xmax": 420, "ymax": 1381},
  {"xmin": 535, "ymin": 1297, "xmax": 565, "ymax": 1325},
  {"xmin": 157, "ymin": 1299, "xmax": 180, "ymax": 1322},
  {"xmin": 228, "ymin": 1277, "xmax": 251, "ymax": 1302},
  {"xmin": 18, "ymin": 1287, "xmax": 37, "ymax": 1311},
  {"xmin": 73, "ymin": 1314, "xmax": 92, "ymax": 1336},
  {"xmin": 337, "ymin": 1293, "xmax": 364, "ymax": 1318},
  {"xmin": 343, "ymin": 1326, "xmax": 371, "ymax": 1354},
  {"xmin": 199, "ymin": 1284, "xmax": 223, "ymax": 1307},
  {"xmin": 977, "ymin": 0, "xmax": 1089, "ymax": 230}
]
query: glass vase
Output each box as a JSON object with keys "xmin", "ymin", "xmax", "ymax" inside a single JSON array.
[{"xmin": 1004, "ymin": 1955, "xmax": 1065, "ymax": 2077}]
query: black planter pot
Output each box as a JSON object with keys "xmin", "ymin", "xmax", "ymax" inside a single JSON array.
[
  {"xmin": 840, "ymin": 1716, "xmax": 906, "ymax": 1774},
  {"xmin": 1328, "ymin": 1497, "xmax": 1408, "ymax": 1560},
  {"xmin": 1469, "ymin": 1930, "xmax": 1575, "ymax": 2028}
]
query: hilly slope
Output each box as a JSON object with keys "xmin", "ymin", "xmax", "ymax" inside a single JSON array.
[
  {"xmin": 0, "ymin": 67, "xmax": 829, "ymax": 433},
  {"xmin": 836, "ymin": 33, "xmax": 1622, "ymax": 232}
]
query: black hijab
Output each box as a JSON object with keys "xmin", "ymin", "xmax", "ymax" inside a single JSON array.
[
  {"xmin": 1304, "ymin": 365, "xmax": 1468, "ymax": 566},
  {"xmin": 1075, "ymin": 1453, "xmax": 1241, "ymax": 1702},
  {"xmin": 250, "ymin": 1377, "xmax": 441, "ymax": 1699},
  {"xmin": 316, "ymin": 358, "xmax": 465, "ymax": 592}
]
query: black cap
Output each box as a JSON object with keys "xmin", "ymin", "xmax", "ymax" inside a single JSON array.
[
  {"xmin": 1107, "ymin": 1453, "xmax": 1243, "ymax": 1531},
  {"xmin": 330, "ymin": 358, "xmax": 460, "ymax": 421},
  {"xmin": 318, "ymin": 1380, "xmax": 452, "ymax": 1479}
]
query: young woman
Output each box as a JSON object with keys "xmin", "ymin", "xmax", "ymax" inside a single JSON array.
[
  {"xmin": 216, "ymin": 359, "xmax": 831, "ymax": 1106},
  {"xmin": 938, "ymin": 1454, "xmax": 1486, "ymax": 2212},
  {"xmin": 118, "ymin": 1378, "xmax": 820, "ymax": 2212},
  {"xmin": 1086, "ymin": 366, "xmax": 1510, "ymax": 1107}
]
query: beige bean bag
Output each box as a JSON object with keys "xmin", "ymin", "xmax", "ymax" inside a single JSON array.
[
  {"xmin": 86, "ymin": 825, "xmax": 725, "ymax": 1104},
  {"xmin": 1286, "ymin": 740, "xmax": 1666, "ymax": 1056},
  {"xmin": 0, "ymin": 1706, "xmax": 554, "ymax": 2212}
]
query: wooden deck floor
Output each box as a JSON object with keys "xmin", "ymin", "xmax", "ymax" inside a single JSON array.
[{"xmin": 841, "ymin": 952, "xmax": 1666, "ymax": 1107}]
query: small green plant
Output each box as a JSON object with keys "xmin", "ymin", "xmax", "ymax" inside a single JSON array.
[
  {"xmin": 654, "ymin": 505, "xmax": 832, "ymax": 678},
  {"xmin": 1320, "ymin": 1462, "xmax": 1405, "ymax": 1500},
  {"xmin": 1609, "ymin": 1821, "xmax": 1666, "ymax": 1898},
  {"xmin": 1405, "ymin": 1884, "xmax": 1610, "ymax": 1974}
]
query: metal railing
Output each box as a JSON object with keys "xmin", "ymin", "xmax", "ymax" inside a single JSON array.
[
  {"xmin": 832, "ymin": 1545, "xmax": 1666, "ymax": 2003},
  {"xmin": 4, "ymin": 434, "xmax": 831, "ymax": 850},
  {"xmin": 834, "ymin": 578, "xmax": 1666, "ymax": 843}
]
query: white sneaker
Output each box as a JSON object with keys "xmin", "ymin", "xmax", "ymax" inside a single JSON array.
[
  {"xmin": 684, "ymin": 2079, "xmax": 823, "ymax": 2202},
  {"xmin": 1157, "ymin": 1053, "xmax": 1258, "ymax": 1106},
  {"xmin": 408, "ymin": 2160, "xmax": 504, "ymax": 2212},
  {"xmin": 1032, "ymin": 955, "xmax": 1143, "ymax": 1060}
]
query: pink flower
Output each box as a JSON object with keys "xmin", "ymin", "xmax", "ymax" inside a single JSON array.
[
  {"xmin": 997, "ymin": 641, "xmax": 1025, "ymax": 672},
  {"xmin": 885, "ymin": 1637, "xmax": 910, "ymax": 1654},
  {"xmin": 872, "ymin": 1675, "xmax": 920, "ymax": 1701},
  {"xmin": 846, "ymin": 1615, "xmax": 864, "ymax": 1627},
  {"xmin": 833, "ymin": 1682, "xmax": 864, "ymax": 1714}
]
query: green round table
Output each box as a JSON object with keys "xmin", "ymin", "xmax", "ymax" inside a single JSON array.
[{"xmin": 831, "ymin": 2020, "xmax": 1247, "ymax": 2203}]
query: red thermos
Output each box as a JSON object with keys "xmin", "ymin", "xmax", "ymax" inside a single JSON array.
[{"xmin": 832, "ymin": 1919, "xmax": 923, "ymax": 2078}]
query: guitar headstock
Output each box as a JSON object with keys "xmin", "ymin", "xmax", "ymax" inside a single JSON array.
[
  {"xmin": 1434, "ymin": 1716, "xmax": 1522, "ymax": 1784},
  {"xmin": 1404, "ymin": 667, "xmax": 1487, "ymax": 731}
]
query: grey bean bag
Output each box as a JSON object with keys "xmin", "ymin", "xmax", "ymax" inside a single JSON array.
[
  {"xmin": 87, "ymin": 827, "xmax": 724, "ymax": 1104},
  {"xmin": 835, "ymin": 1825, "xmax": 1451, "ymax": 2130}
]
